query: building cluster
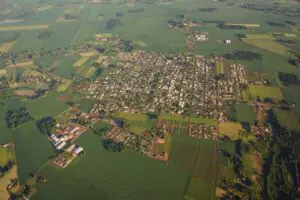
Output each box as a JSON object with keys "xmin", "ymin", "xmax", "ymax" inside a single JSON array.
[
  {"xmin": 54, "ymin": 144, "xmax": 84, "ymax": 168},
  {"xmin": 87, "ymin": 51, "xmax": 218, "ymax": 118},
  {"xmin": 48, "ymin": 123, "xmax": 87, "ymax": 151},
  {"xmin": 187, "ymin": 123, "xmax": 217, "ymax": 140},
  {"xmin": 217, "ymin": 64, "xmax": 248, "ymax": 122},
  {"xmin": 195, "ymin": 32, "xmax": 208, "ymax": 41}
]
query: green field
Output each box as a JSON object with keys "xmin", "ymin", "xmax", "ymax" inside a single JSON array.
[
  {"xmin": 273, "ymin": 107, "xmax": 300, "ymax": 131},
  {"xmin": 26, "ymin": 92, "xmax": 69, "ymax": 118},
  {"xmin": 0, "ymin": 145, "xmax": 14, "ymax": 167},
  {"xmin": 32, "ymin": 131, "xmax": 189, "ymax": 200},
  {"xmin": 248, "ymin": 85, "xmax": 284, "ymax": 102},
  {"xmin": 115, "ymin": 112, "xmax": 156, "ymax": 135},
  {"xmin": 53, "ymin": 55, "xmax": 79, "ymax": 78},
  {"xmin": 234, "ymin": 103, "xmax": 256, "ymax": 124}
]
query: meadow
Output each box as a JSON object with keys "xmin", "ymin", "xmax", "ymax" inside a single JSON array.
[{"xmin": 219, "ymin": 122, "xmax": 243, "ymax": 139}]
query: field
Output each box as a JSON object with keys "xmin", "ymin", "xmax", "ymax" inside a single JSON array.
[
  {"xmin": 224, "ymin": 23, "xmax": 260, "ymax": 28},
  {"xmin": 0, "ymin": 24, "xmax": 49, "ymax": 32},
  {"xmin": 0, "ymin": 40, "xmax": 16, "ymax": 52},
  {"xmin": 216, "ymin": 60, "xmax": 224, "ymax": 76},
  {"xmin": 0, "ymin": 145, "xmax": 14, "ymax": 167},
  {"xmin": 15, "ymin": 89, "xmax": 37, "ymax": 97},
  {"xmin": 32, "ymin": 131, "xmax": 189, "ymax": 200},
  {"xmin": 242, "ymin": 38, "xmax": 292, "ymax": 57},
  {"xmin": 115, "ymin": 112, "xmax": 155, "ymax": 135},
  {"xmin": 273, "ymin": 107, "xmax": 300, "ymax": 131},
  {"xmin": 53, "ymin": 56, "xmax": 78, "ymax": 78},
  {"xmin": 248, "ymin": 85, "xmax": 284, "ymax": 102},
  {"xmin": 234, "ymin": 103, "xmax": 256, "ymax": 124},
  {"xmin": 73, "ymin": 57, "xmax": 89, "ymax": 67},
  {"xmin": 189, "ymin": 116, "xmax": 217, "ymax": 126},
  {"xmin": 26, "ymin": 92, "xmax": 69, "ymax": 118},
  {"xmin": 219, "ymin": 122, "xmax": 243, "ymax": 139}
]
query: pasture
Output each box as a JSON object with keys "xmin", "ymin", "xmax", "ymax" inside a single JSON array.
[
  {"xmin": 248, "ymin": 85, "xmax": 284, "ymax": 102},
  {"xmin": 273, "ymin": 107, "xmax": 300, "ymax": 131}
]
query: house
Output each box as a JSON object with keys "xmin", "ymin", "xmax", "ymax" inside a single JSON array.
[
  {"xmin": 73, "ymin": 146, "xmax": 83, "ymax": 155},
  {"xmin": 224, "ymin": 40, "xmax": 231, "ymax": 44},
  {"xmin": 56, "ymin": 141, "xmax": 67, "ymax": 150},
  {"xmin": 66, "ymin": 144, "xmax": 76, "ymax": 152}
]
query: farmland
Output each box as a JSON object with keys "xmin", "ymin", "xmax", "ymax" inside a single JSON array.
[
  {"xmin": 234, "ymin": 103, "xmax": 256, "ymax": 124},
  {"xmin": 0, "ymin": 24, "xmax": 49, "ymax": 32},
  {"xmin": 273, "ymin": 107, "xmax": 300, "ymax": 131},
  {"xmin": 219, "ymin": 122, "xmax": 243, "ymax": 139},
  {"xmin": 248, "ymin": 85, "xmax": 284, "ymax": 102}
]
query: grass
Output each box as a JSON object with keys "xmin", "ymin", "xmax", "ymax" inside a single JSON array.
[
  {"xmin": 0, "ymin": 24, "xmax": 49, "ymax": 32},
  {"xmin": 248, "ymin": 85, "xmax": 284, "ymax": 102},
  {"xmin": 234, "ymin": 103, "xmax": 256, "ymax": 124},
  {"xmin": 115, "ymin": 112, "xmax": 148, "ymax": 121},
  {"xmin": 273, "ymin": 107, "xmax": 300, "ymax": 131},
  {"xmin": 26, "ymin": 91, "xmax": 69, "ymax": 118},
  {"xmin": 0, "ymin": 145, "xmax": 14, "ymax": 167},
  {"xmin": 219, "ymin": 122, "xmax": 243, "ymax": 139}
]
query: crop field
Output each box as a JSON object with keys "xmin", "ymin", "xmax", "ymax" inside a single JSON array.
[
  {"xmin": 219, "ymin": 122, "xmax": 242, "ymax": 139},
  {"xmin": 26, "ymin": 91, "xmax": 69, "ymax": 118},
  {"xmin": 282, "ymin": 87, "xmax": 300, "ymax": 118},
  {"xmin": 234, "ymin": 103, "xmax": 256, "ymax": 124},
  {"xmin": 0, "ymin": 40, "xmax": 16, "ymax": 52},
  {"xmin": 79, "ymin": 66, "xmax": 96, "ymax": 78},
  {"xmin": 73, "ymin": 56, "xmax": 89, "ymax": 67},
  {"xmin": 273, "ymin": 107, "xmax": 300, "ymax": 131},
  {"xmin": 169, "ymin": 134, "xmax": 216, "ymax": 199},
  {"xmin": 53, "ymin": 56, "xmax": 78, "ymax": 78},
  {"xmin": 216, "ymin": 60, "xmax": 224, "ymax": 76},
  {"xmin": 189, "ymin": 116, "xmax": 217, "ymax": 126},
  {"xmin": 0, "ymin": 145, "xmax": 14, "ymax": 167},
  {"xmin": 56, "ymin": 79, "xmax": 72, "ymax": 92},
  {"xmin": 33, "ymin": 131, "xmax": 189, "ymax": 200},
  {"xmin": 0, "ymin": 24, "xmax": 49, "ymax": 32},
  {"xmin": 184, "ymin": 177, "xmax": 214, "ymax": 200},
  {"xmin": 225, "ymin": 23, "xmax": 260, "ymax": 28},
  {"xmin": 248, "ymin": 85, "xmax": 284, "ymax": 102},
  {"xmin": 242, "ymin": 38, "xmax": 292, "ymax": 57}
]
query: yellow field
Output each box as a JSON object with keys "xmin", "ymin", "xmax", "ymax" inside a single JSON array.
[
  {"xmin": 15, "ymin": 61, "xmax": 34, "ymax": 67},
  {"xmin": 0, "ymin": 24, "xmax": 49, "ymax": 32},
  {"xmin": 0, "ymin": 166, "xmax": 18, "ymax": 200},
  {"xmin": 95, "ymin": 33, "xmax": 112, "ymax": 39},
  {"xmin": 80, "ymin": 52, "xmax": 95, "ymax": 57},
  {"xmin": 225, "ymin": 23, "xmax": 260, "ymax": 28},
  {"xmin": 73, "ymin": 57, "xmax": 89, "ymax": 67},
  {"xmin": 56, "ymin": 80, "xmax": 72, "ymax": 92},
  {"xmin": 0, "ymin": 40, "xmax": 16, "ymax": 52},
  {"xmin": 242, "ymin": 38, "xmax": 292, "ymax": 57},
  {"xmin": 245, "ymin": 34, "xmax": 274, "ymax": 40},
  {"xmin": 85, "ymin": 67, "xmax": 96, "ymax": 78},
  {"xmin": 219, "ymin": 122, "xmax": 242, "ymax": 139}
]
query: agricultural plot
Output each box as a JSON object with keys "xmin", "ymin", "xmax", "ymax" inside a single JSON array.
[
  {"xmin": 56, "ymin": 79, "xmax": 72, "ymax": 92},
  {"xmin": 189, "ymin": 116, "xmax": 217, "ymax": 126},
  {"xmin": 0, "ymin": 144, "xmax": 18, "ymax": 200},
  {"xmin": 184, "ymin": 177, "xmax": 214, "ymax": 200},
  {"xmin": 71, "ymin": 22, "xmax": 99, "ymax": 45},
  {"xmin": 73, "ymin": 57, "xmax": 89, "ymax": 67},
  {"xmin": 26, "ymin": 91, "xmax": 69, "ymax": 118},
  {"xmin": 234, "ymin": 103, "xmax": 256, "ymax": 124},
  {"xmin": 242, "ymin": 38, "xmax": 292, "ymax": 57},
  {"xmin": 219, "ymin": 122, "xmax": 243, "ymax": 139},
  {"xmin": 248, "ymin": 85, "xmax": 284, "ymax": 102},
  {"xmin": 0, "ymin": 40, "xmax": 16, "ymax": 52},
  {"xmin": 78, "ymin": 66, "xmax": 97, "ymax": 78},
  {"xmin": 224, "ymin": 23, "xmax": 260, "ymax": 28},
  {"xmin": 273, "ymin": 107, "xmax": 300, "ymax": 131},
  {"xmin": 33, "ymin": 131, "xmax": 189, "ymax": 200},
  {"xmin": 53, "ymin": 55, "xmax": 79, "ymax": 78},
  {"xmin": 0, "ymin": 24, "xmax": 49, "ymax": 32},
  {"xmin": 216, "ymin": 60, "xmax": 224, "ymax": 76}
]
